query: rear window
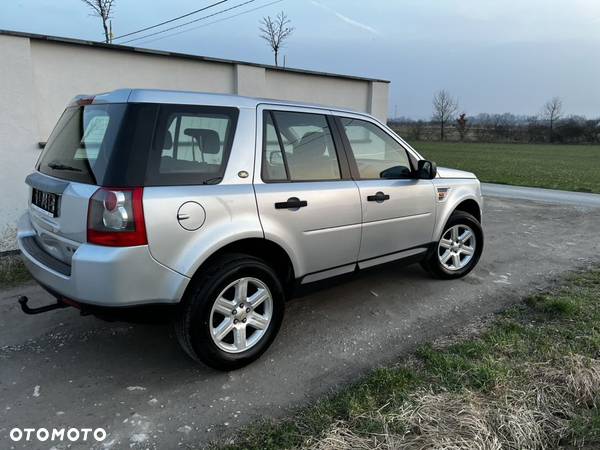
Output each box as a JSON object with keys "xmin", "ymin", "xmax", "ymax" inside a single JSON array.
[
  {"xmin": 38, "ymin": 104, "xmax": 127, "ymax": 185},
  {"xmin": 37, "ymin": 103, "xmax": 239, "ymax": 187}
]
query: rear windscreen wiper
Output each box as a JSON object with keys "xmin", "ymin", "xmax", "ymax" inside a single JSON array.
[{"xmin": 47, "ymin": 162, "xmax": 82, "ymax": 172}]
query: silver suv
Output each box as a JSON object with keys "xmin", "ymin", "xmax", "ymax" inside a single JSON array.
[{"xmin": 17, "ymin": 89, "xmax": 483, "ymax": 370}]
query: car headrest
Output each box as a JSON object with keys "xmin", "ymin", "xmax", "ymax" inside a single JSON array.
[
  {"xmin": 294, "ymin": 131, "xmax": 327, "ymax": 159},
  {"xmin": 184, "ymin": 128, "xmax": 221, "ymax": 154}
]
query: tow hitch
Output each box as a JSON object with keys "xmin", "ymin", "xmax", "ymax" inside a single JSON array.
[{"xmin": 18, "ymin": 296, "xmax": 71, "ymax": 315}]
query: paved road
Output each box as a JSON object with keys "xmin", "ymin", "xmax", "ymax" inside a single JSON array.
[
  {"xmin": 1, "ymin": 194, "xmax": 600, "ymax": 450},
  {"xmin": 482, "ymin": 183, "xmax": 600, "ymax": 207}
]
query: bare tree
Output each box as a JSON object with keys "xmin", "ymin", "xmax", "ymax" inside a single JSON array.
[
  {"xmin": 80, "ymin": 0, "xmax": 115, "ymax": 43},
  {"xmin": 432, "ymin": 90, "xmax": 458, "ymax": 141},
  {"xmin": 259, "ymin": 11, "xmax": 294, "ymax": 67},
  {"xmin": 542, "ymin": 97, "xmax": 563, "ymax": 143}
]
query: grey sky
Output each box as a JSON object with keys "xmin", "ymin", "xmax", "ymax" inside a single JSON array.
[{"xmin": 2, "ymin": 0, "xmax": 599, "ymax": 118}]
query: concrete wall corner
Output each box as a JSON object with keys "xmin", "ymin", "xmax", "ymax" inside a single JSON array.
[{"xmin": 367, "ymin": 81, "xmax": 389, "ymax": 123}]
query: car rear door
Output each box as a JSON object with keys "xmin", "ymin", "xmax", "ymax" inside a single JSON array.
[
  {"xmin": 334, "ymin": 114, "xmax": 436, "ymax": 267},
  {"xmin": 253, "ymin": 106, "xmax": 362, "ymax": 282}
]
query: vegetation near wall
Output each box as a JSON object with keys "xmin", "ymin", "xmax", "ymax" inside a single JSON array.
[{"xmin": 0, "ymin": 253, "xmax": 30, "ymax": 288}]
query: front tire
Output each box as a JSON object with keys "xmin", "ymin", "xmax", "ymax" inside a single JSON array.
[
  {"xmin": 421, "ymin": 211, "xmax": 483, "ymax": 279},
  {"xmin": 175, "ymin": 254, "xmax": 285, "ymax": 371}
]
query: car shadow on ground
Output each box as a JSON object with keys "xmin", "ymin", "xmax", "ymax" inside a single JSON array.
[{"xmin": 2, "ymin": 259, "xmax": 437, "ymax": 379}]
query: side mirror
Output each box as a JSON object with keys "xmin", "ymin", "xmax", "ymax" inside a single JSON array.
[
  {"xmin": 380, "ymin": 165, "xmax": 412, "ymax": 179},
  {"xmin": 417, "ymin": 160, "xmax": 437, "ymax": 179}
]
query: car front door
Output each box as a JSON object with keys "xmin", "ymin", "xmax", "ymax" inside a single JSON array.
[
  {"xmin": 335, "ymin": 115, "xmax": 436, "ymax": 267},
  {"xmin": 253, "ymin": 106, "xmax": 362, "ymax": 282}
]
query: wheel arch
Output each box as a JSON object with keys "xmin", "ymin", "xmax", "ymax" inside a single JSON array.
[
  {"xmin": 183, "ymin": 238, "xmax": 297, "ymax": 299},
  {"xmin": 433, "ymin": 193, "xmax": 483, "ymax": 242},
  {"xmin": 422, "ymin": 198, "xmax": 484, "ymax": 279},
  {"xmin": 454, "ymin": 198, "xmax": 481, "ymax": 223}
]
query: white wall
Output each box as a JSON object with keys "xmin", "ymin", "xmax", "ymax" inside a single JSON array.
[
  {"xmin": 0, "ymin": 33, "xmax": 389, "ymax": 251},
  {"xmin": 266, "ymin": 70, "xmax": 370, "ymax": 113},
  {"xmin": 29, "ymin": 40, "xmax": 237, "ymax": 140},
  {"xmin": 0, "ymin": 35, "xmax": 38, "ymax": 251}
]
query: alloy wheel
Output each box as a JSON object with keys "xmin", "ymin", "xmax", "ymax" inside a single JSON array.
[
  {"xmin": 209, "ymin": 277, "xmax": 273, "ymax": 353},
  {"xmin": 437, "ymin": 224, "xmax": 476, "ymax": 271}
]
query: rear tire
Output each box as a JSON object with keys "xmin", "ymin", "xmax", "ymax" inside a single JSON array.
[
  {"xmin": 421, "ymin": 211, "xmax": 483, "ymax": 279},
  {"xmin": 175, "ymin": 253, "xmax": 285, "ymax": 371}
]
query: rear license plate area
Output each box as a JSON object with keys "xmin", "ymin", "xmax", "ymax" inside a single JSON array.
[{"xmin": 32, "ymin": 188, "xmax": 60, "ymax": 217}]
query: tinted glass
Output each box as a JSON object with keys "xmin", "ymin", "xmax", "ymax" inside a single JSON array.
[
  {"xmin": 38, "ymin": 104, "xmax": 127, "ymax": 184},
  {"xmin": 37, "ymin": 103, "xmax": 238, "ymax": 187},
  {"xmin": 147, "ymin": 105, "xmax": 239, "ymax": 185},
  {"xmin": 262, "ymin": 113, "xmax": 287, "ymax": 181},
  {"xmin": 160, "ymin": 115, "xmax": 229, "ymax": 169},
  {"xmin": 340, "ymin": 118, "xmax": 413, "ymax": 179},
  {"xmin": 264, "ymin": 111, "xmax": 341, "ymax": 181}
]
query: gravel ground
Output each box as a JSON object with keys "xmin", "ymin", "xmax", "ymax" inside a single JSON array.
[{"xmin": 1, "ymin": 194, "xmax": 599, "ymax": 449}]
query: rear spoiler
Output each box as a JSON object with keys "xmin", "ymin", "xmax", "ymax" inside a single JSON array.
[{"xmin": 67, "ymin": 89, "xmax": 132, "ymax": 107}]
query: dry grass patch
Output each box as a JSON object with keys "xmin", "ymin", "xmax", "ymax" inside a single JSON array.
[
  {"xmin": 308, "ymin": 354, "xmax": 600, "ymax": 450},
  {"xmin": 0, "ymin": 253, "xmax": 31, "ymax": 288}
]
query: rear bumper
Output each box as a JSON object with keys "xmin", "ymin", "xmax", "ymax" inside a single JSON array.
[{"xmin": 17, "ymin": 213, "xmax": 189, "ymax": 307}]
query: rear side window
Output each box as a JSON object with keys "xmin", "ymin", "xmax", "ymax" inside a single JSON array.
[
  {"xmin": 262, "ymin": 110, "xmax": 341, "ymax": 182},
  {"xmin": 38, "ymin": 104, "xmax": 127, "ymax": 185},
  {"xmin": 147, "ymin": 105, "xmax": 239, "ymax": 185}
]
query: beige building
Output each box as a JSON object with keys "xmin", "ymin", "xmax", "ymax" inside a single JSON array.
[{"xmin": 0, "ymin": 29, "xmax": 389, "ymax": 252}]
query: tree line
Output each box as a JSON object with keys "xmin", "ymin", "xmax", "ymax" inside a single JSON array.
[{"xmin": 390, "ymin": 90, "xmax": 600, "ymax": 144}]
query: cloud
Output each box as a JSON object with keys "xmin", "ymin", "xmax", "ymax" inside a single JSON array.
[{"xmin": 310, "ymin": 0, "xmax": 381, "ymax": 36}]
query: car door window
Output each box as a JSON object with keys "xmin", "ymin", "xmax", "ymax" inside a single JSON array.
[
  {"xmin": 340, "ymin": 117, "xmax": 413, "ymax": 180},
  {"xmin": 262, "ymin": 111, "xmax": 341, "ymax": 182},
  {"xmin": 263, "ymin": 113, "xmax": 288, "ymax": 181}
]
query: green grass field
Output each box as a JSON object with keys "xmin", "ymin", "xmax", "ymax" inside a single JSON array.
[{"xmin": 411, "ymin": 142, "xmax": 600, "ymax": 193}]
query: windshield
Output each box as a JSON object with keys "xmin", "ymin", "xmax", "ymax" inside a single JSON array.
[{"xmin": 38, "ymin": 104, "xmax": 127, "ymax": 184}]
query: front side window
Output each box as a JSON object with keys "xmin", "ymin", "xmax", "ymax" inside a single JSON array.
[
  {"xmin": 148, "ymin": 105, "xmax": 238, "ymax": 185},
  {"xmin": 262, "ymin": 110, "xmax": 341, "ymax": 182},
  {"xmin": 340, "ymin": 118, "xmax": 413, "ymax": 180}
]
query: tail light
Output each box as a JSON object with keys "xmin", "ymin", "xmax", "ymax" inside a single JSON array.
[{"xmin": 87, "ymin": 187, "xmax": 147, "ymax": 247}]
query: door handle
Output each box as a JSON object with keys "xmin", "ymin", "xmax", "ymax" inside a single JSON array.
[
  {"xmin": 367, "ymin": 191, "xmax": 390, "ymax": 203},
  {"xmin": 275, "ymin": 197, "xmax": 308, "ymax": 210}
]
